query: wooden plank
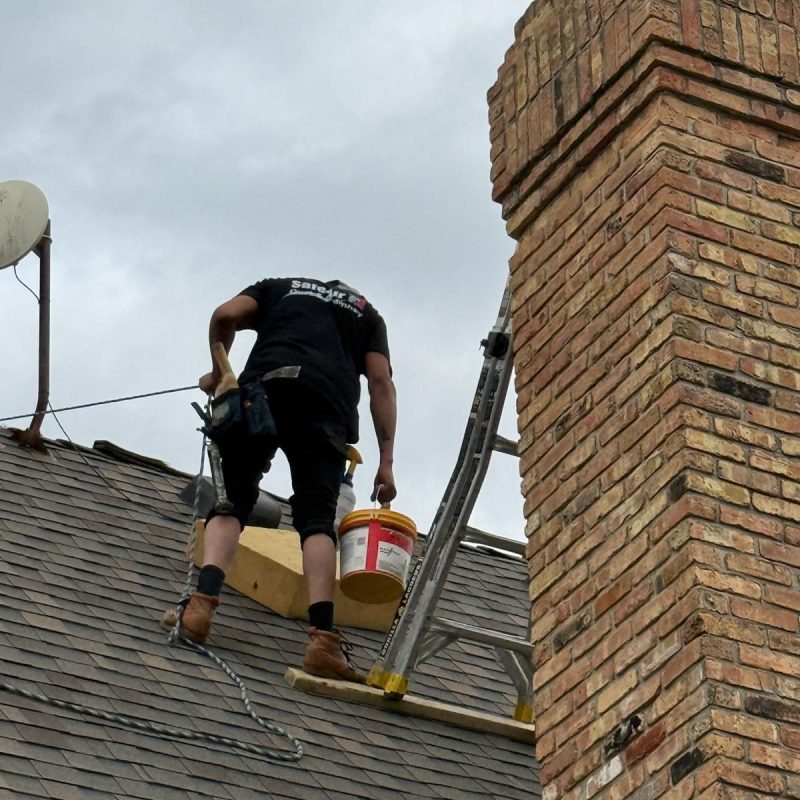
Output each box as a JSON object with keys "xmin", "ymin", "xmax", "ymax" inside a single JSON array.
[
  {"xmin": 193, "ymin": 522, "xmax": 401, "ymax": 632},
  {"xmin": 285, "ymin": 668, "xmax": 536, "ymax": 744}
]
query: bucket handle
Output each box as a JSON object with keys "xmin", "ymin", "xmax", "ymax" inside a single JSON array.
[{"xmin": 370, "ymin": 484, "xmax": 391, "ymax": 509}]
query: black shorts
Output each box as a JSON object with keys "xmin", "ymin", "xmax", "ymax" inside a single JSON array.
[{"xmin": 206, "ymin": 380, "xmax": 347, "ymax": 544}]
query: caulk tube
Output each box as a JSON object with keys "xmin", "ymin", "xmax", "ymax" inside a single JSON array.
[{"xmin": 334, "ymin": 446, "xmax": 362, "ymax": 533}]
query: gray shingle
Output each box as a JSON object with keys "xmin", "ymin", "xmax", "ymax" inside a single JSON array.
[{"xmin": 0, "ymin": 427, "xmax": 540, "ymax": 800}]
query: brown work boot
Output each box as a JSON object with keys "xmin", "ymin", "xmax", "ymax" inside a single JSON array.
[
  {"xmin": 303, "ymin": 628, "xmax": 366, "ymax": 684},
  {"xmin": 179, "ymin": 592, "xmax": 220, "ymax": 643}
]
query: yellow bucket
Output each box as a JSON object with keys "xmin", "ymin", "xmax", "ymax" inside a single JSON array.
[{"xmin": 338, "ymin": 508, "xmax": 417, "ymax": 604}]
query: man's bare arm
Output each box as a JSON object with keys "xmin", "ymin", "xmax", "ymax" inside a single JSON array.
[
  {"xmin": 365, "ymin": 351, "xmax": 397, "ymax": 503},
  {"xmin": 199, "ymin": 295, "xmax": 259, "ymax": 392}
]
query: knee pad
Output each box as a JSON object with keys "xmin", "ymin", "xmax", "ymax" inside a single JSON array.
[{"xmin": 206, "ymin": 503, "xmax": 246, "ymax": 531}]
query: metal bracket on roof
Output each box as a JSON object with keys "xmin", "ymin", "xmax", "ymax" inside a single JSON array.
[{"xmin": 7, "ymin": 199, "xmax": 52, "ymax": 452}]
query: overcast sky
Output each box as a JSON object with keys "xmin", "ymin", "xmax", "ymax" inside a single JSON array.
[{"xmin": 2, "ymin": 1, "xmax": 529, "ymax": 544}]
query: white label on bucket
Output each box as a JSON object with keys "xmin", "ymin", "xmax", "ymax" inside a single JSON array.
[
  {"xmin": 376, "ymin": 542, "xmax": 411, "ymax": 581},
  {"xmin": 340, "ymin": 534, "xmax": 366, "ymax": 576}
]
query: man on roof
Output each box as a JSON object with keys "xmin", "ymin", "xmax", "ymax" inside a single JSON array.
[{"xmin": 183, "ymin": 277, "xmax": 397, "ymax": 683}]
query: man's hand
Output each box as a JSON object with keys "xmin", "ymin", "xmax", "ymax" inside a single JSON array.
[
  {"xmin": 372, "ymin": 463, "xmax": 397, "ymax": 505},
  {"xmin": 199, "ymin": 372, "xmax": 218, "ymax": 395}
]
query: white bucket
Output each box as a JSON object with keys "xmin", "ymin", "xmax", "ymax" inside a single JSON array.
[{"xmin": 338, "ymin": 508, "xmax": 417, "ymax": 604}]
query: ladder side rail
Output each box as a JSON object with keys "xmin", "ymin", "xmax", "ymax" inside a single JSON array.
[
  {"xmin": 432, "ymin": 324, "xmax": 514, "ymax": 550},
  {"xmin": 378, "ymin": 348, "xmax": 516, "ymax": 694},
  {"xmin": 495, "ymin": 648, "xmax": 534, "ymax": 698},
  {"xmin": 424, "ymin": 363, "xmax": 494, "ymax": 554},
  {"xmin": 375, "ymin": 355, "xmax": 506, "ymax": 691},
  {"xmin": 421, "ymin": 290, "xmax": 512, "ymax": 554},
  {"xmin": 496, "ymin": 648, "xmax": 535, "ymax": 724},
  {"xmin": 422, "ymin": 383, "xmax": 482, "ymax": 548},
  {"xmin": 375, "ymin": 354, "xmax": 502, "ymax": 662},
  {"xmin": 373, "ymin": 313, "xmax": 511, "ymax": 670}
]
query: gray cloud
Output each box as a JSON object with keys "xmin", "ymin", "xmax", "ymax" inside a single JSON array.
[{"xmin": 2, "ymin": 1, "xmax": 528, "ymax": 542}]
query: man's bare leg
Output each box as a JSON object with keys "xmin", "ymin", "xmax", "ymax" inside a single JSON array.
[
  {"xmin": 177, "ymin": 514, "xmax": 241, "ymax": 643},
  {"xmin": 301, "ymin": 532, "xmax": 364, "ymax": 682},
  {"xmin": 302, "ymin": 532, "xmax": 336, "ymax": 605},
  {"xmin": 202, "ymin": 514, "xmax": 242, "ymax": 572}
]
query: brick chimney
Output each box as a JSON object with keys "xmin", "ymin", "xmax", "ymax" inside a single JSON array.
[{"xmin": 490, "ymin": 2, "xmax": 800, "ymax": 798}]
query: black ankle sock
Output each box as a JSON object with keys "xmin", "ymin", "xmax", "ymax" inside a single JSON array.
[
  {"xmin": 308, "ymin": 601, "xmax": 334, "ymax": 632},
  {"xmin": 197, "ymin": 565, "xmax": 225, "ymax": 597}
]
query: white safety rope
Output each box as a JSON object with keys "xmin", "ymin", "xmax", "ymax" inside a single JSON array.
[
  {"xmin": 165, "ymin": 420, "xmax": 304, "ymax": 761},
  {"xmin": 0, "ymin": 408, "xmax": 303, "ymax": 763}
]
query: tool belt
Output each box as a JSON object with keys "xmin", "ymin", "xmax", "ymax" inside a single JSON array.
[{"xmin": 194, "ymin": 382, "xmax": 277, "ymax": 446}]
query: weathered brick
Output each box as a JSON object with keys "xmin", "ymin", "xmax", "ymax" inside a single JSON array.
[
  {"xmin": 706, "ymin": 658, "xmax": 777, "ymax": 693},
  {"xmin": 718, "ymin": 459, "xmax": 780, "ymax": 495},
  {"xmin": 764, "ymin": 585, "xmax": 800, "ymax": 613},
  {"xmin": 684, "ymin": 431, "xmax": 746, "ymax": 463},
  {"xmin": 740, "ymin": 644, "xmax": 800, "ymax": 677},
  {"xmin": 709, "ymin": 707, "xmax": 780, "ymax": 745},
  {"xmin": 698, "ymin": 730, "xmax": 747, "ymax": 763},
  {"xmin": 684, "ymin": 610, "xmax": 766, "ymax": 647},
  {"xmin": 745, "ymin": 694, "xmax": 800, "ymax": 725},
  {"xmin": 730, "ymin": 597, "xmax": 799, "ymax": 632},
  {"xmin": 752, "ymin": 492, "xmax": 800, "ymax": 521},
  {"xmin": 749, "ymin": 741, "xmax": 800, "ymax": 772},
  {"xmin": 723, "ymin": 150, "xmax": 786, "ymax": 182},
  {"xmin": 625, "ymin": 722, "xmax": 666, "ymax": 767},
  {"xmin": 494, "ymin": 3, "xmax": 800, "ymax": 797},
  {"xmin": 670, "ymin": 747, "xmax": 706, "ymax": 785},
  {"xmin": 712, "ymin": 758, "xmax": 787, "ymax": 794},
  {"xmin": 685, "ymin": 472, "xmax": 751, "ymax": 506},
  {"xmin": 598, "ymin": 667, "xmax": 638, "ymax": 714},
  {"xmin": 731, "ymin": 229, "xmax": 796, "ymax": 265},
  {"xmin": 688, "ymin": 520, "xmax": 754, "ymax": 554},
  {"xmin": 695, "ymin": 569, "xmax": 763, "ymax": 600},
  {"xmin": 727, "ymin": 553, "xmax": 793, "ymax": 586},
  {"xmin": 714, "ymin": 418, "xmax": 776, "ymax": 449},
  {"xmin": 707, "ymin": 372, "xmax": 772, "ymax": 405},
  {"xmin": 719, "ymin": 505, "xmax": 784, "ymax": 540},
  {"xmin": 761, "ymin": 539, "xmax": 800, "ymax": 568}
]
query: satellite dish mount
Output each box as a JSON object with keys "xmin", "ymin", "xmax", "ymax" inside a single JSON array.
[{"xmin": 0, "ymin": 181, "xmax": 52, "ymax": 450}]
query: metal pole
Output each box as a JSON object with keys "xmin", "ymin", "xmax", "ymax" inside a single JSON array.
[{"xmin": 12, "ymin": 221, "xmax": 51, "ymax": 450}]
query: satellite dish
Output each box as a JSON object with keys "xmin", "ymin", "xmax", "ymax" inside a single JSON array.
[{"xmin": 0, "ymin": 180, "xmax": 49, "ymax": 270}]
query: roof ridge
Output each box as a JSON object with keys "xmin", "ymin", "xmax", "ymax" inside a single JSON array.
[
  {"xmin": 90, "ymin": 440, "xmax": 189, "ymax": 477},
  {"xmin": 0, "ymin": 425, "xmax": 191, "ymax": 479}
]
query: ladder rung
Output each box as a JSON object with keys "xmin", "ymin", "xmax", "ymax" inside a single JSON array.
[
  {"xmin": 492, "ymin": 435, "xmax": 519, "ymax": 456},
  {"xmin": 463, "ymin": 526, "xmax": 525, "ymax": 557},
  {"xmin": 429, "ymin": 618, "xmax": 532, "ymax": 656}
]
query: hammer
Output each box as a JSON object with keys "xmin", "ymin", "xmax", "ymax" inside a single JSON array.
[{"xmin": 211, "ymin": 342, "xmax": 239, "ymax": 397}]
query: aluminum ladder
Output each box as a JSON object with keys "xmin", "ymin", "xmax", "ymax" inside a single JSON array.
[{"xmin": 367, "ymin": 279, "xmax": 534, "ymax": 723}]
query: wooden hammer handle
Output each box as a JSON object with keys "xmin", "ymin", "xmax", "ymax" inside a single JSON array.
[{"xmin": 211, "ymin": 342, "xmax": 239, "ymax": 397}]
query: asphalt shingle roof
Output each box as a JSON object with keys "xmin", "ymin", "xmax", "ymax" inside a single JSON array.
[{"xmin": 0, "ymin": 426, "xmax": 540, "ymax": 799}]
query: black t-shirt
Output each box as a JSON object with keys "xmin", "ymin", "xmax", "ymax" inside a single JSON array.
[{"xmin": 238, "ymin": 277, "xmax": 390, "ymax": 443}]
